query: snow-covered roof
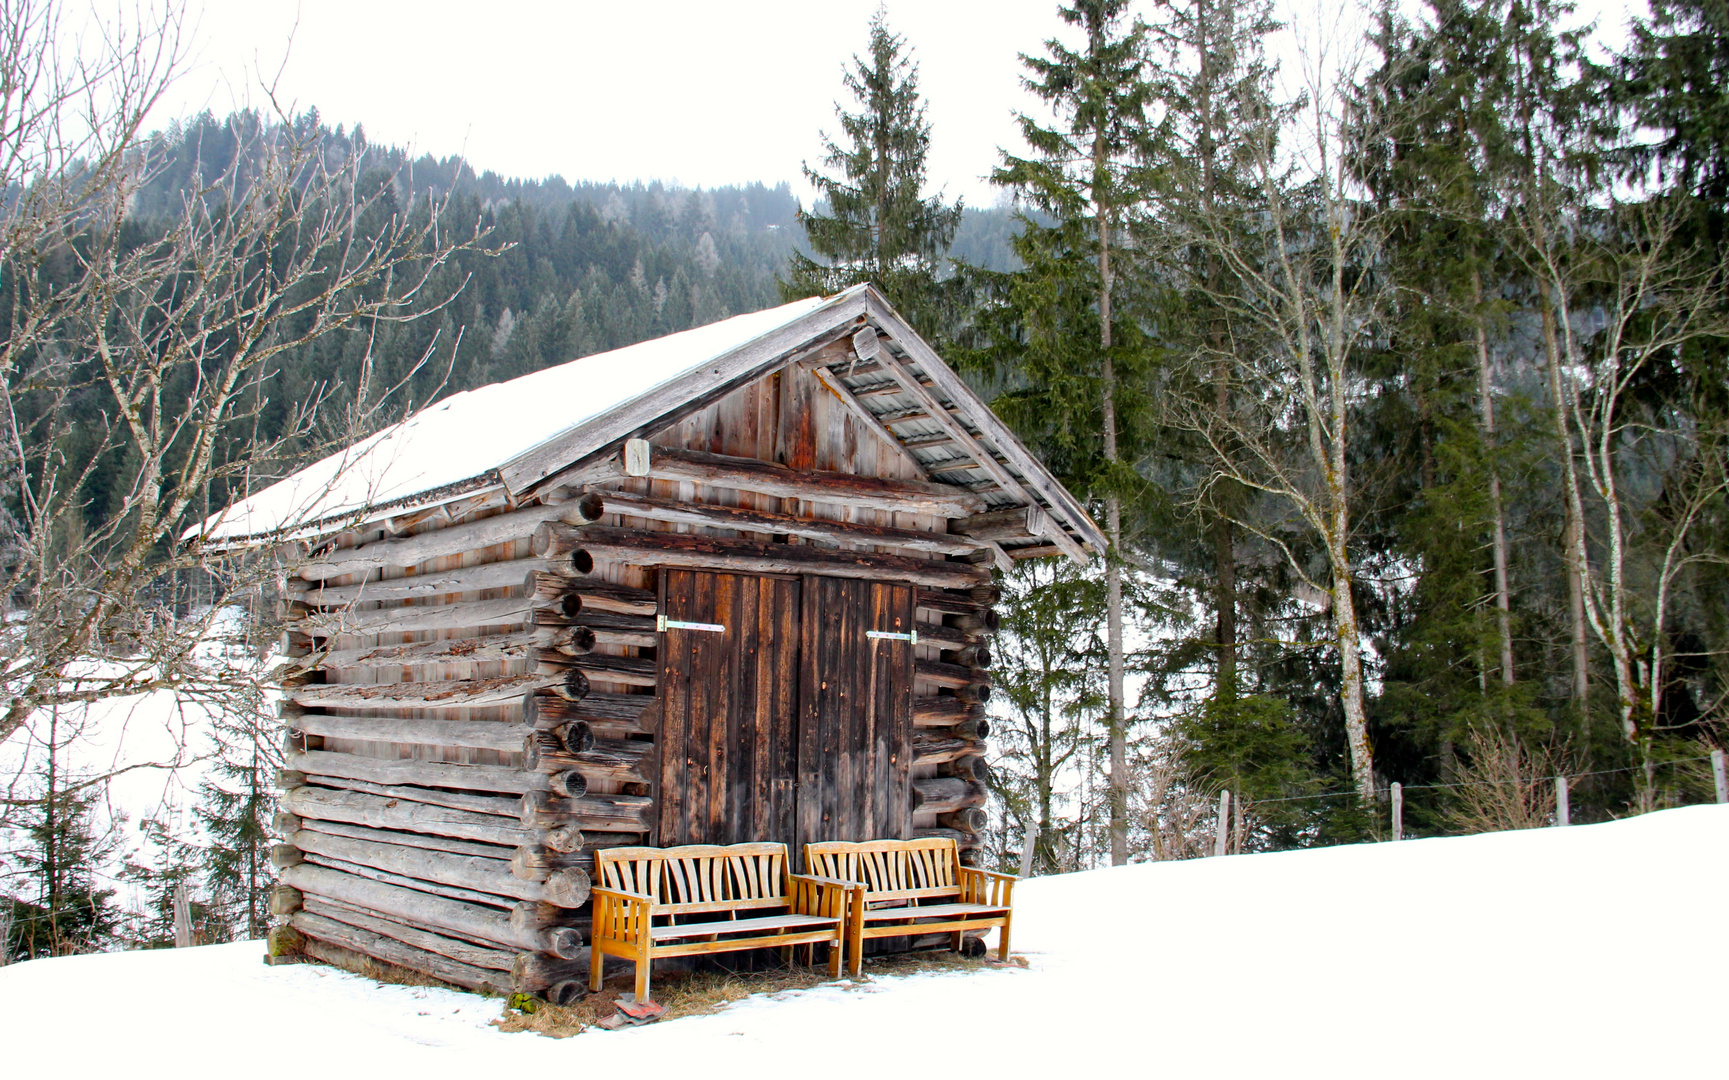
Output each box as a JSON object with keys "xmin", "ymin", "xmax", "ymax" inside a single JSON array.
[
  {"xmin": 190, "ymin": 292, "xmax": 845, "ymax": 544},
  {"xmin": 192, "ymin": 283, "xmax": 1105, "ymax": 556}
]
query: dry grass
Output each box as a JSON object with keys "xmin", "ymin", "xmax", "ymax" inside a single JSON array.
[
  {"xmin": 492, "ymin": 950, "xmax": 1017, "ymax": 1039},
  {"xmin": 1444, "ymin": 725, "xmax": 1571, "ymax": 833}
]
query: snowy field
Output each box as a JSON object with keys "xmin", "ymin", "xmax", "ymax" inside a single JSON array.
[{"xmin": 2, "ymin": 805, "xmax": 1723, "ymax": 1078}]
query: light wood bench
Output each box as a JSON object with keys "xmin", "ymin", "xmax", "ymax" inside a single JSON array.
[
  {"xmin": 589, "ymin": 842, "xmax": 850, "ymax": 1003},
  {"xmin": 804, "ymin": 837, "xmax": 1016, "ymax": 976}
]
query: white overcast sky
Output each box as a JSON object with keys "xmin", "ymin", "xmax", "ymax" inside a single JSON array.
[{"xmin": 139, "ymin": 0, "xmax": 1647, "ymax": 206}]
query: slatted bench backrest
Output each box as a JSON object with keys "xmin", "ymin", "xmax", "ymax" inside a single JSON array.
[
  {"xmin": 804, "ymin": 838, "xmax": 962, "ymax": 903},
  {"xmin": 595, "ymin": 843, "xmax": 791, "ymax": 916}
]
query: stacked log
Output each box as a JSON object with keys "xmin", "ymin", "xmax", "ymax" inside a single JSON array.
[
  {"xmin": 272, "ymin": 498, "xmax": 658, "ymax": 994},
  {"xmin": 910, "ymin": 585, "xmax": 998, "ymax": 855}
]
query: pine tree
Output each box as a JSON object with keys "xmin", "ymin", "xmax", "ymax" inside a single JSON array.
[
  {"xmin": 782, "ymin": 8, "xmax": 962, "ymax": 334},
  {"xmin": 980, "ymin": 0, "xmax": 1161, "ymax": 865},
  {"xmin": 11, "ymin": 710, "xmax": 121, "ymax": 957},
  {"xmin": 194, "ymin": 703, "xmax": 279, "ymax": 941}
]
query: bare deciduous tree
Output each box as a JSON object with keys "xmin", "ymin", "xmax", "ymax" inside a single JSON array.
[
  {"xmin": 0, "ymin": 0, "xmax": 488, "ymax": 794},
  {"xmin": 1169, "ymin": 32, "xmax": 1392, "ymax": 800}
]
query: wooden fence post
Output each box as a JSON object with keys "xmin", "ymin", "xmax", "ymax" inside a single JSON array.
[
  {"xmin": 172, "ymin": 882, "xmax": 193, "ymax": 947},
  {"xmin": 1555, "ymin": 776, "xmax": 1570, "ymax": 827},
  {"xmin": 1018, "ymin": 822, "xmax": 1039, "ymax": 879},
  {"xmin": 1213, "ymin": 791, "xmax": 1231, "ymax": 856},
  {"xmin": 1390, "ymin": 782, "xmax": 1403, "ymax": 841},
  {"xmin": 1713, "ymin": 749, "xmax": 1727, "ymax": 805}
]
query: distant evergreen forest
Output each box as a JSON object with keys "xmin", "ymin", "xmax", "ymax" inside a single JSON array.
[{"xmin": 88, "ymin": 111, "xmax": 1019, "ymax": 518}]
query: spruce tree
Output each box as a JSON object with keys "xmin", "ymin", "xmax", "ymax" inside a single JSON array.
[
  {"xmin": 783, "ymin": 8, "xmax": 962, "ymax": 334},
  {"xmin": 194, "ymin": 704, "xmax": 278, "ymax": 941},
  {"xmin": 12, "ymin": 711, "xmax": 120, "ymax": 957},
  {"xmin": 980, "ymin": 0, "xmax": 1161, "ymax": 865}
]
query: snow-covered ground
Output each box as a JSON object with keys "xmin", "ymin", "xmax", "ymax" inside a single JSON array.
[{"xmin": 3, "ymin": 805, "xmax": 1723, "ymax": 1077}]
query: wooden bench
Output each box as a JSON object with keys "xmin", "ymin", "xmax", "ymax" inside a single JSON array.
[
  {"xmin": 804, "ymin": 837, "xmax": 1016, "ymax": 976},
  {"xmin": 589, "ymin": 842, "xmax": 850, "ymax": 1003}
]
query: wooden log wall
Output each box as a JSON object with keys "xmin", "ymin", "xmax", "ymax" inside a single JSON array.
[{"xmin": 267, "ymin": 357, "xmax": 1006, "ymax": 993}]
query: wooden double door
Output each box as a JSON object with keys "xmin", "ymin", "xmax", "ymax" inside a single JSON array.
[{"xmin": 655, "ymin": 569, "xmax": 915, "ymax": 851}]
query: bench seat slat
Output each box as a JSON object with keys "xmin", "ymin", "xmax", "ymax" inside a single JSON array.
[
  {"xmin": 650, "ymin": 913, "xmax": 841, "ymax": 940},
  {"xmin": 858, "ymin": 902, "xmax": 1009, "ymax": 923}
]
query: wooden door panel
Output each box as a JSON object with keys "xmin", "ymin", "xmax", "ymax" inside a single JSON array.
[
  {"xmin": 656, "ymin": 570, "xmax": 801, "ymax": 847},
  {"xmin": 795, "ymin": 575, "xmax": 915, "ymax": 851}
]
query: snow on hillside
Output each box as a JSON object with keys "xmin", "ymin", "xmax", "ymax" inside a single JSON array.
[{"xmin": 3, "ymin": 806, "xmax": 1724, "ymax": 1078}]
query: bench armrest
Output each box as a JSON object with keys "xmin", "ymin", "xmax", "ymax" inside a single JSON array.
[
  {"xmin": 788, "ymin": 873, "xmax": 856, "ymax": 921},
  {"xmin": 591, "ymin": 886, "xmax": 657, "ymax": 944},
  {"xmin": 957, "ymin": 866, "xmax": 1017, "ymax": 907}
]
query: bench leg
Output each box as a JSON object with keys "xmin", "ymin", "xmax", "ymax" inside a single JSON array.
[
  {"xmin": 847, "ymin": 910, "xmax": 865, "ymax": 978},
  {"xmin": 997, "ymin": 917, "xmax": 1012, "ymax": 962},
  {"xmin": 589, "ymin": 942, "xmax": 605, "ymax": 993},
  {"xmin": 827, "ymin": 935, "xmax": 842, "ymax": 977},
  {"xmin": 779, "ymin": 945, "xmax": 793, "ymax": 968},
  {"xmin": 951, "ymin": 931, "xmax": 964, "ymax": 954},
  {"xmin": 634, "ymin": 954, "xmax": 652, "ymax": 1005}
]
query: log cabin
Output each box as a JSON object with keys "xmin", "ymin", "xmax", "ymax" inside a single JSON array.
[{"xmin": 196, "ymin": 283, "xmax": 1103, "ymax": 997}]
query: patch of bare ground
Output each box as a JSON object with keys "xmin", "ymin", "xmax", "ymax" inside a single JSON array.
[{"xmin": 493, "ymin": 950, "xmax": 1023, "ymax": 1039}]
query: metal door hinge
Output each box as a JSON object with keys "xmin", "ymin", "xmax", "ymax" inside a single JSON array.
[{"xmin": 657, "ymin": 615, "xmax": 726, "ymax": 633}]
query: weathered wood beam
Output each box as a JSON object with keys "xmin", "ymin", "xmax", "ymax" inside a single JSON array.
[
  {"xmin": 913, "ymin": 695, "xmax": 984, "ymax": 727},
  {"xmin": 291, "ymin": 829, "xmax": 590, "ymax": 908},
  {"xmin": 510, "ymin": 844, "xmax": 594, "ymax": 881},
  {"xmin": 910, "ymin": 777, "xmax": 988, "ymax": 815},
  {"xmin": 284, "ymin": 786, "xmax": 530, "ymax": 846},
  {"xmin": 301, "ymin": 896, "xmax": 514, "ymax": 974},
  {"xmin": 289, "ymin": 674, "xmax": 553, "ymax": 715},
  {"xmin": 293, "ymin": 912, "xmax": 510, "ymax": 995},
  {"xmin": 289, "ymin": 712, "xmax": 524, "ymax": 754},
  {"xmin": 302, "ymin": 629, "xmax": 548, "ymax": 675},
  {"xmin": 289, "ymin": 558, "xmax": 547, "ymax": 607},
  {"xmin": 571, "ymin": 489, "xmax": 985, "ymax": 557},
  {"xmin": 522, "ymin": 733, "xmax": 652, "ymax": 785},
  {"xmin": 915, "ymin": 659, "xmax": 991, "ymax": 691},
  {"xmin": 537, "ymin": 650, "xmax": 657, "ymax": 688},
  {"xmin": 620, "ymin": 440, "xmax": 986, "ymax": 518},
  {"xmin": 523, "ymin": 690, "xmax": 655, "ymax": 736},
  {"xmin": 286, "ymin": 777, "xmax": 520, "ymax": 819},
  {"xmin": 520, "ymin": 789, "xmax": 653, "ymax": 833},
  {"xmin": 914, "ymin": 621, "xmax": 980, "ymax": 650},
  {"xmin": 915, "ymin": 587, "xmax": 1001, "ymax": 616},
  {"xmin": 533, "ymin": 523, "xmax": 989, "ymax": 590},
  {"xmin": 949, "ymin": 505, "xmax": 1054, "ymax": 545},
  {"xmin": 287, "ymin": 749, "xmax": 559, "ymax": 795},
  {"xmin": 280, "ymin": 863, "xmax": 568, "ymax": 955},
  {"xmin": 938, "ymin": 807, "xmax": 989, "ymax": 833},
  {"xmin": 297, "ymin": 502, "xmax": 579, "ymax": 582},
  {"xmin": 525, "ymin": 571, "xmax": 658, "ymax": 615},
  {"xmin": 912, "ymin": 733, "xmax": 987, "ymax": 767},
  {"xmin": 296, "ymin": 596, "xmax": 531, "ymax": 638},
  {"xmin": 299, "ymin": 818, "xmax": 515, "ymax": 862}
]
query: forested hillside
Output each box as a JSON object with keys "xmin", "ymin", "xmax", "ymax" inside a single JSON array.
[{"xmin": 48, "ymin": 110, "xmax": 1023, "ymax": 524}]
